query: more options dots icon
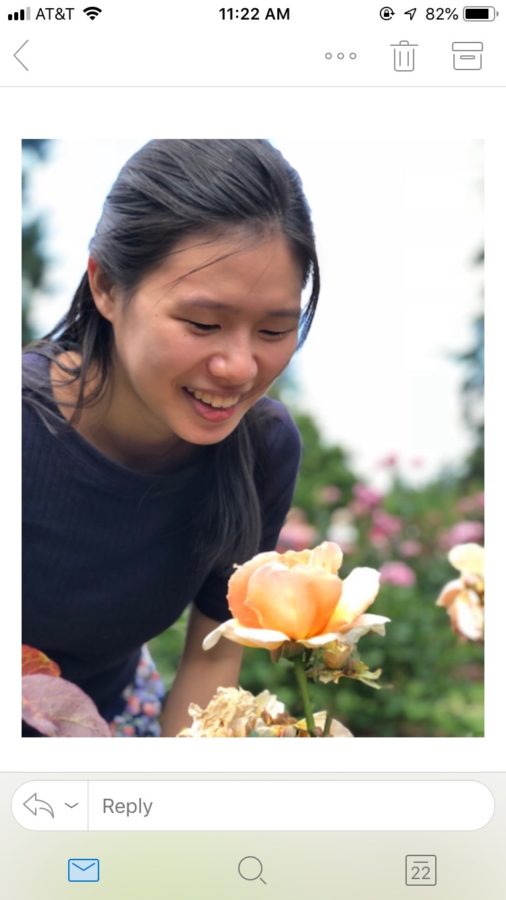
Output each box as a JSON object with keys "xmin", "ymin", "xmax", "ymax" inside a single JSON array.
[{"xmin": 325, "ymin": 51, "xmax": 358, "ymax": 60}]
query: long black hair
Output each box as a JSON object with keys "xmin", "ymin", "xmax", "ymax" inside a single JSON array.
[{"xmin": 23, "ymin": 139, "xmax": 320, "ymax": 573}]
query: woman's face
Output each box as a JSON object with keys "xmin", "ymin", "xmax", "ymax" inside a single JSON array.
[{"xmin": 101, "ymin": 231, "xmax": 303, "ymax": 449}]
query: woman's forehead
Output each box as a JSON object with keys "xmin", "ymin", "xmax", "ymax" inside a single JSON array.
[{"xmin": 152, "ymin": 232, "xmax": 304, "ymax": 302}]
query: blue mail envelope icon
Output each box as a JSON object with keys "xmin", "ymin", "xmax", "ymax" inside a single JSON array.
[{"xmin": 68, "ymin": 858, "xmax": 100, "ymax": 882}]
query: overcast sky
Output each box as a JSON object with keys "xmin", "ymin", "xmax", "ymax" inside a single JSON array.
[{"xmin": 27, "ymin": 138, "xmax": 483, "ymax": 486}]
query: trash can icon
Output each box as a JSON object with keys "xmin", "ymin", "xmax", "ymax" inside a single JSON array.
[
  {"xmin": 453, "ymin": 42, "xmax": 483, "ymax": 70},
  {"xmin": 391, "ymin": 40, "xmax": 418, "ymax": 72}
]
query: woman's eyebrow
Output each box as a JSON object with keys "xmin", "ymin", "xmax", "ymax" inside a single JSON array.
[{"xmin": 175, "ymin": 299, "xmax": 301, "ymax": 319}]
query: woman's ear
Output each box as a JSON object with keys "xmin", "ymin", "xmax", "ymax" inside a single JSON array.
[{"xmin": 87, "ymin": 257, "xmax": 117, "ymax": 323}]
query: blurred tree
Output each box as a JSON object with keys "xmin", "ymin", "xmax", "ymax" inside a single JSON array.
[
  {"xmin": 269, "ymin": 366, "xmax": 356, "ymax": 536},
  {"xmin": 22, "ymin": 139, "xmax": 51, "ymax": 345},
  {"xmin": 457, "ymin": 247, "xmax": 484, "ymax": 485},
  {"xmin": 290, "ymin": 412, "xmax": 355, "ymax": 528}
]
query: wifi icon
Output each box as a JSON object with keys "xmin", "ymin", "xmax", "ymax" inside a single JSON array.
[{"xmin": 83, "ymin": 6, "xmax": 102, "ymax": 19}]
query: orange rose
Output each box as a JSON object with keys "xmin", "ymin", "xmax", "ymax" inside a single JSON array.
[{"xmin": 203, "ymin": 541, "xmax": 389, "ymax": 651}]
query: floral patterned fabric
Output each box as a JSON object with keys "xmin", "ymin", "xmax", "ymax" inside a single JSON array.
[{"xmin": 109, "ymin": 645, "xmax": 165, "ymax": 737}]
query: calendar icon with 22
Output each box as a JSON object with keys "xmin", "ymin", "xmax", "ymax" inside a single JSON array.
[{"xmin": 405, "ymin": 855, "xmax": 437, "ymax": 887}]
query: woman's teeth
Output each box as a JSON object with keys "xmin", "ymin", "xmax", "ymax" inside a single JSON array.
[{"xmin": 185, "ymin": 387, "xmax": 240, "ymax": 409}]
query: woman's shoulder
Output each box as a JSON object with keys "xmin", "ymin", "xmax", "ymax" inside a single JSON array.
[
  {"xmin": 22, "ymin": 349, "xmax": 51, "ymax": 407},
  {"xmin": 250, "ymin": 394, "xmax": 302, "ymax": 463},
  {"xmin": 22, "ymin": 348, "xmax": 50, "ymax": 377},
  {"xmin": 22, "ymin": 348, "xmax": 67, "ymax": 435}
]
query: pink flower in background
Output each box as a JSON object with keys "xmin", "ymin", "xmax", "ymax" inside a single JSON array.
[
  {"xmin": 409, "ymin": 456, "xmax": 425, "ymax": 469},
  {"xmin": 457, "ymin": 492, "xmax": 485, "ymax": 515},
  {"xmin": 276, "ymin": 507, "xmax": 318, "ymax": 553},
  {"xmin": 380, "ymin": 561, "xmax": 417, "ymax": 588},
  {"xmin": 371, "ymin": 509, "xmax": 403, "ymax": 539},
  {"xmin": 440, "ymin": 521, "xmax": 484, "ymax": 552},
  {"xmin": 353, "ymin": 483, "xmax": 384, "ymax": 506},
  {"xmin": 351, "ymin": 483, "xmax": 384, "ymax": 516},
  {"xmin": 377, "ymin": 453, "xmax": 398, "ymax": 468},
  {"xmin": 315, "ymin": 485, "xmax": 342, "ymax": 506},
  {"xmin": 399, "ymin": 539, "xmax": 423, "ymax": 558},
  {"xmin": 368, "ymin": 527, "xmax": 391, "ymax": 550}
]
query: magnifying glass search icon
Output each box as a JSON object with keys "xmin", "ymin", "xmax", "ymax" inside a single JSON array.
[{"xmin": 238, "ymin": 855, "xmax": 267, "ymax": 885}]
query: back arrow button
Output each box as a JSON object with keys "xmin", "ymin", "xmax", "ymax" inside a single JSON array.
[{"xmin": 14, "ymin": 40, "xmax": 29, "ymax": 71}]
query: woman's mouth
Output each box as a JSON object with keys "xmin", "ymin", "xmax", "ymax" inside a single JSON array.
[{"xmin": 182, "ymin": 387, "xmax": 242, "ymax": 422}]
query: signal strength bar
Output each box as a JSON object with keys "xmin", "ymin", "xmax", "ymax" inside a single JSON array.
[{"xmin": 8, "ymin": 6, "xmax": 31, "ymax": 19}]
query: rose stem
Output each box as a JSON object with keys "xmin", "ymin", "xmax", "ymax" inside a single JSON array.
[
  {"xmin": 293, "ymin": 656, "xmax": 316, "ymax": 736},
  {"xmin": 323, "ymin": 710, "xmax": 333, "ymax": 737}
]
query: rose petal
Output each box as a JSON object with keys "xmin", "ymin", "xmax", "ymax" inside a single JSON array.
[
  {"xmin": 308, "ymin": 542, "xmax": 343, "ymax": 574},
  {"xmin": 247, "ymin": 561, "xmax": 342, "ymax": 640},
  {"xmin": 338, "ymin": 613, "xmax": 391, "ymax": 645},
  {"xmin": 311, "ymin": 711, "xmax": 353, "ymax": 737},
  {"xmin": 436, "ymin": 578, "xmax": 463, "ymax": 608},
  {"xmin": 299, "ymin": 632, "xmax": 344, "ymax": 648},
  {"xmin": 294, "ymin": 712, "xmax": 353, "ymax": 737},
  {"xmin": 227, "ymin": 551, "xmax": 280, "ymax": 627},
  {"xmin": 278, "ymin": 549, "xmax": 312, "ymax": 568},
  {"xmin": 202, "ymin": 619, "xmax": 290, "ymax": 651},
  {"xmin": 326, "ymin": 567, "xmax": 380, "ymax": 631},
  {"xmin": 449, "ymin": 592, "xmax": 484, "ymax": 641},
  {"xmin": 449, "ymin": 543, "xmax": 484, "ymax": 577}
]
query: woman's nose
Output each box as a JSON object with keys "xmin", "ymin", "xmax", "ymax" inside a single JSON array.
[{"xmin": 207, "ymin": 338, "xmax": 258, "ymax": 386}]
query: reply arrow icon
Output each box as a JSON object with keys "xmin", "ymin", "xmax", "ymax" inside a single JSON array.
[{"xmin": 23, "ymin": 792, "xmax": 55, "ymax": 818}]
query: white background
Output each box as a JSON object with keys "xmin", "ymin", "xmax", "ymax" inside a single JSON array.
[{"xmin": 2, "ymin": 86, "xmax": 502, "ymax": 773}]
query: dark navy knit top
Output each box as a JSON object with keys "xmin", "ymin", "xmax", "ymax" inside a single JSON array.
[{"xmin": 22, "ymin": 352, "xmax": 301, "ymax": 720}]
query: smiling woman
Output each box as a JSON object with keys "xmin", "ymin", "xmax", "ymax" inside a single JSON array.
[{"xmin": 22, "ymin": 140, "xmax": 320, "ymax": 737}]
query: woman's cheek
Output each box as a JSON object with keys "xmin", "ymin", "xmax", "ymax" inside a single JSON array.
[{"xmin": 267, "ymin": 339, "xmax": 297, "ymax": 377}]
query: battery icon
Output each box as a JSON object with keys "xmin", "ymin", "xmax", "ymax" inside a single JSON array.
[{"xmin": 463, "ymin": 6, "xmax": 496, "ymax": 19}]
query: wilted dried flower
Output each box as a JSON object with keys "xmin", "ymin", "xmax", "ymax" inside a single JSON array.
[
  {"xmin": 322, "ymin": 641, "xmax": 353, "ymax": 669},
  {"xmin": 177, "ymin": 688, "xmax": 285, "ymax": 738},
  {"xmin": 437, "ymin": 543, "xmax": 484, "ymax": 641},
  {"xmin": 177, "ymin": 688, "xmax": 353, "ymax": 738}
]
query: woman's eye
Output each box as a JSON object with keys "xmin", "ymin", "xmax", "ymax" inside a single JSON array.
[
  {"xmin": 260, "ymin": 329, "xmax": 294, "ymax": 339},
  {"xmin": 184, "ymin": 320, "xmax": 294, "ymax": 339},
  {"xmin": 186, "ymin": 320, "xmax": 218, "ymax": 332}
]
